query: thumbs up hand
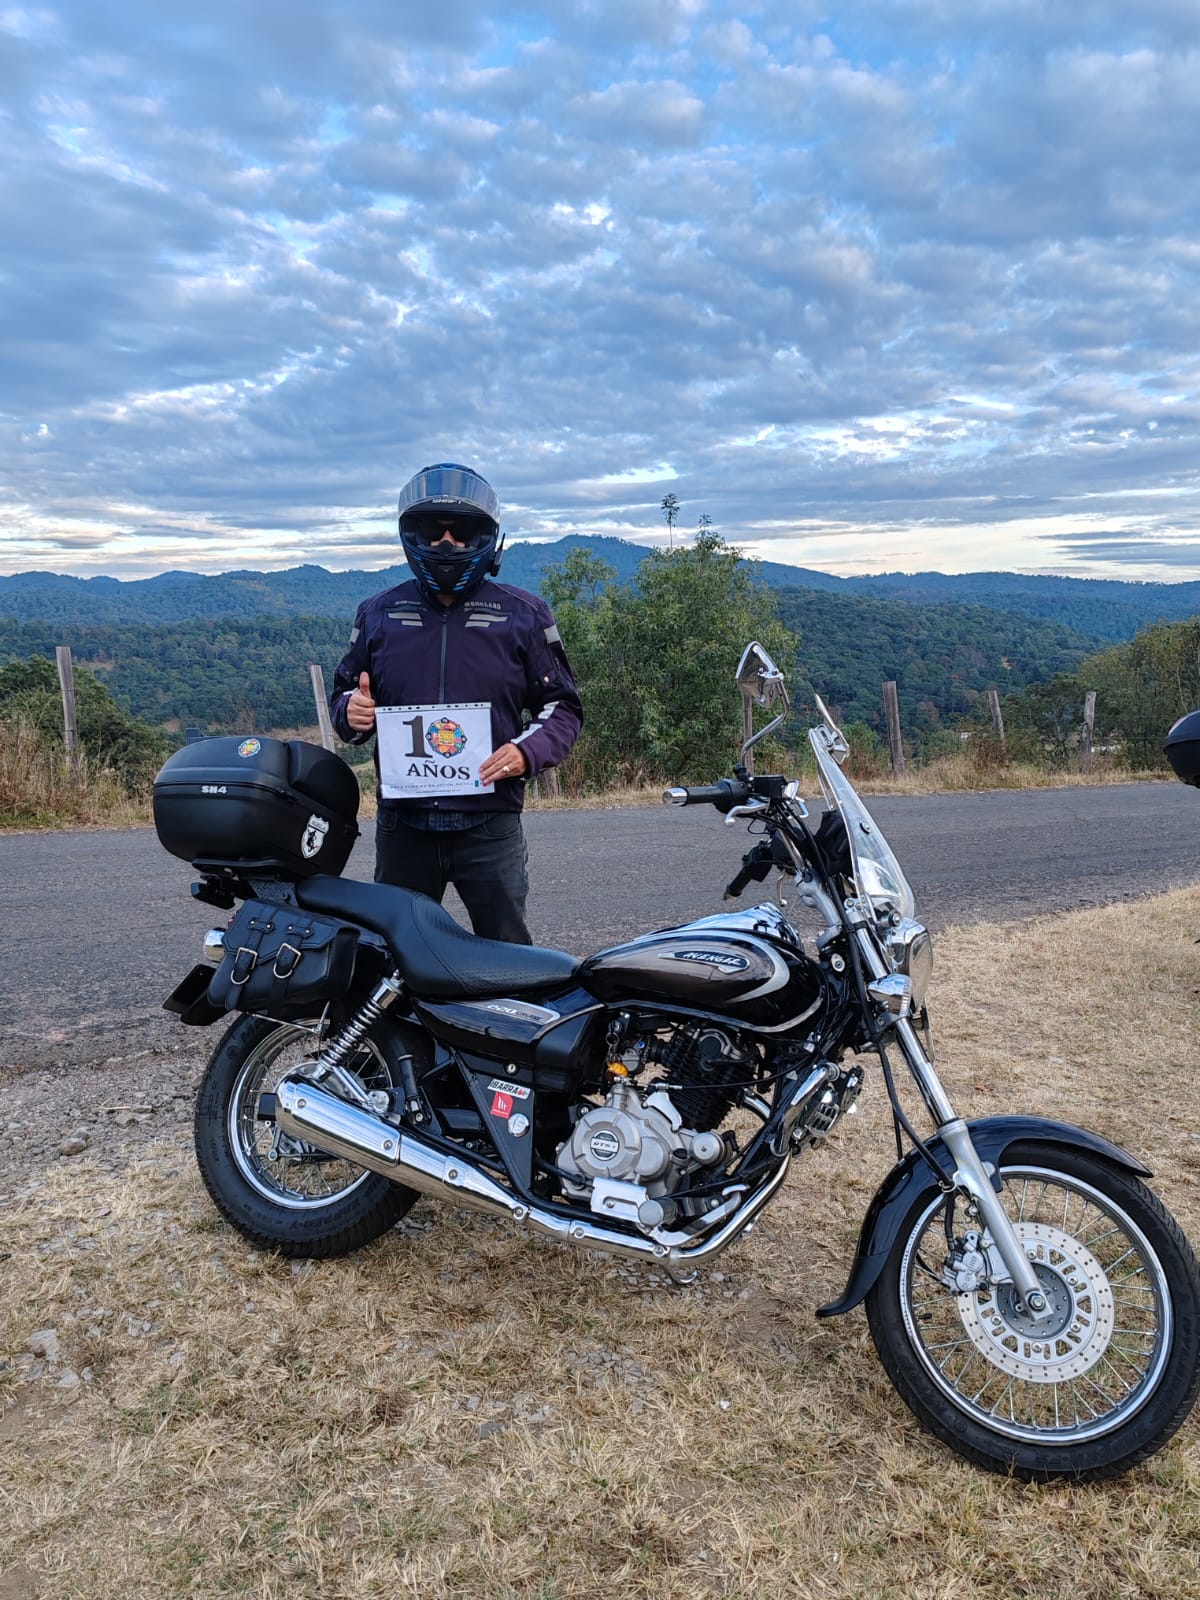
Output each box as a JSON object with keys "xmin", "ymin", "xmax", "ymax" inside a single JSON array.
[{"xmin": 347, "ymin": 669, "xmax": 377, "ymax": 733}]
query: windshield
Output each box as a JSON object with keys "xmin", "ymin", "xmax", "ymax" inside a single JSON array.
[{"xmin": 809, "ymin": 728, "xmax": 916, "ymax": 921}]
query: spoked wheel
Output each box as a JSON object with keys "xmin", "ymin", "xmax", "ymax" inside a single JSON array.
[
  {"xmin": 194, "ymin": 1013, "xmax": 420, "ymax": 1257},
  {"xmin": 866, "ymin": 1142, "xmax": 1200, "ymax": 1480}
]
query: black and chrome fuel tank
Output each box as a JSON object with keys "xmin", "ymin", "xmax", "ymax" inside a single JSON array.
[{"xmin": 579, "ymin": 903, "xmax": 826, "ymax": 1032}]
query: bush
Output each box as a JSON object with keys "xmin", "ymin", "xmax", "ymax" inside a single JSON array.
[
  {"xmin": 0, "ymin": 717, "xmax": 142, "ymax": 828},
  {"xmin": 0, "ymin": 655, "xmax": 170, "ymax": 797}
]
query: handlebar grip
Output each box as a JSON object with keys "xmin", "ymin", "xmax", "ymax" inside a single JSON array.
[
  {"xmin": 663, "ymin": 784, "xmax": 726, "ymax": 807},
  {"xmin": 662, "ymin": 777, "xmax": 753, "ymax": 812}
]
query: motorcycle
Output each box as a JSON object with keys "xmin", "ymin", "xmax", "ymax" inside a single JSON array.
[{"xmin": 154, "ymin": 645, "xmax": 1200, "ymax": 1481}]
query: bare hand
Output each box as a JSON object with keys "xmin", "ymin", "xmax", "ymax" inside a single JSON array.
[
  {"xmin": 480, "ymin": 741, "xmax": 527, "ymax": 786},
  {"xmin": 346, "ymin": 670, "xmax": 376, "ymax": 733}
]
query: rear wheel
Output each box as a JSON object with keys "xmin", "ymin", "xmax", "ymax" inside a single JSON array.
[
  {"xmin": 866, "ymin": 1142, "xmax": 1200, "ymax": 1480},
  {"xmin": 194, "ymin": 1012, "xmax": 420, "ymax": 1257}
]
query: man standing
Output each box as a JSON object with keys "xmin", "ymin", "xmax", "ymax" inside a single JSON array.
[{"xmin": 330, "ymin": 463, "xmax": 582, "ymax": 944}]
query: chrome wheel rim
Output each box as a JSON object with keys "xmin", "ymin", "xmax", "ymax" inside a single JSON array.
[
  {"xmin": 900, "ymin": 1165, "xmax": 1171, "ymax": 1444},
  {"xmin": 228, "ymin": 1023, "xmax": 392, "ymax": 1210}
]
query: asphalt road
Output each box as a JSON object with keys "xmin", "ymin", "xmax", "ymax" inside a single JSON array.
[{"xmin": 3, "ymin": 781, "xmax": 1200, "ymax": 1070}]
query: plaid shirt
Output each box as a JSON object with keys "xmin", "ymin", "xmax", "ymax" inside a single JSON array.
[{"xmin": 401, "ymin": 808, "xmax": 485, "ymax": 833}]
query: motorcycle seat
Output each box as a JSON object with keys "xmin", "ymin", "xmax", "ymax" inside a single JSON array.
[{"xmin": 295, "ymin": 875, "xmax": 580, "ymax": 999}]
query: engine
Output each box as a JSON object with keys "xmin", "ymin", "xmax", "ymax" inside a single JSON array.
[
  {"xmin": 553, "ymin": 1019, "xmax": 758, "ymax": 1231},
  {"xmin": 557, "ymin": 1077, "xmax": 726, "ymax": 1204},
  {"xmin": 653, "ymin": 1025, "xmax": 751, "ymax": 1130}
]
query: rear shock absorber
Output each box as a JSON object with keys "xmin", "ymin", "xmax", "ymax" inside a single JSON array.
[{"xmin": 308, "ymin": 974, "xmax": 407, "ymax": 1107}]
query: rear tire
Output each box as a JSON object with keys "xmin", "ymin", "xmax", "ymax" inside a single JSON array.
[
  {"xmin": 194, "ymin": 1012, "xmax": 420, "ymax": 1257},
  {"xmin": 866, "ymin": 1142, "xmax": 1200, "ymax": 1480}
]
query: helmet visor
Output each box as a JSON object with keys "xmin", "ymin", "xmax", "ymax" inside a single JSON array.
[{"xmin": 400, "ymin": 510, "xmax": 497, "ymax": 549}]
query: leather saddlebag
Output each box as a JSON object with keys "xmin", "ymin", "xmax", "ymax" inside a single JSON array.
[{"xmin": 207, "ymin": 899, "xmax": 357, "ymax": 1017}]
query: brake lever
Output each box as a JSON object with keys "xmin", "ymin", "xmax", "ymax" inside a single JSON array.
[{"xmin": 724, "ymin": 799, "xmax": 770, "ymax": 826}]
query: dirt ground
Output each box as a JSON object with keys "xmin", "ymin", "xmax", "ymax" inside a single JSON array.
[{"xmin": 0, "ymin": 1038, "xmax": 209, "ymax": 1205}]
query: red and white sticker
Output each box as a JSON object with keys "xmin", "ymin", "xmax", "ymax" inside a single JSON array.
[{"xmin": 486, "ymin": 1079, "xmax": 530, "ymax": 1119}]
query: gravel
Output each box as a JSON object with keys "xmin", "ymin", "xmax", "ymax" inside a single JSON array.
[{"xmin": 0, "ymin": 1037, "xmax": 209, "ymax": 1202}]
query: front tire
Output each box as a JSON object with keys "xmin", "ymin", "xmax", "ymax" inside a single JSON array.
[
  {"xmin": 866, "ymin": 1142, "xmax": 1200, "ymax": 1480},
  {"xmin": 194, "ymin": 1012, "xmax": 420, "ymax": 1257}
]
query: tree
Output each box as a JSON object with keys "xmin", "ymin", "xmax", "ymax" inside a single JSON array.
[
  {"xmin": 543, "ymin": 532, "xmax": 794, "ymax": 788},
  {"xmin": 698, "ymin": 513, "xmax": 713, "ymax": 534},
  {"xmin": 661, "ymin": 493, "xmax": 680, "ymax": 548},
  {"xmin": 0, "ymin": 655, "xmax": 170, "ymax": 793},
  {"xmin": 997, "ymin": 616, "xmax": 1200, "ymax": 771}
]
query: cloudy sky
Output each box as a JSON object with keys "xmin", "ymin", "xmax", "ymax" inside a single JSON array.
[{"xmin": 4, "ymin": 1, "xmax": 1200, "ymax": 582}]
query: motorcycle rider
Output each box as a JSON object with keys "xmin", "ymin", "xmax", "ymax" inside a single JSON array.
[{"xmin": 330, "ymin": 462, "xmax": 582, "ymax": 944}]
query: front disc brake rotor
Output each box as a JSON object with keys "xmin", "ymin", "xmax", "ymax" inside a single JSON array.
[{"xmin": 958, "ymin": 1221, "xmax": 1116, "ymax": 1382}]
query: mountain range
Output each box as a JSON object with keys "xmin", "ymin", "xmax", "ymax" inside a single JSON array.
[{"xmin": 3, "ymin": 536, "xmax": 1199, "ymax": 643}]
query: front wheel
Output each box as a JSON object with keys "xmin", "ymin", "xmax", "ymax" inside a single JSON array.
[
  {"xmin": 194, "ymin": 1012, "xmax": 421, "ymax": 1257},
  {"xmin": 866, "ymin": 1142, "xmax": 1200, "ymax": 1480}
]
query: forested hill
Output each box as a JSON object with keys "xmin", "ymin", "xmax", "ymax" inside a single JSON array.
[
  {"xmin": 775, "ymin": 587, "xmax": 1095, "ymax": 731},
  {"xmin": 0, "ymin": 539, "xmax": 657, "ymax": 626},
  {"xmin": 4, "ymin": 539, "xmax": 1199, "ymax": 642},
  {"xmin": 838, "ymin": 570, "xmax": 1200, "ymax": 642},
  {"xmin": 0, "ymin": 591, "xmax": 1098, "ymax": 737}
]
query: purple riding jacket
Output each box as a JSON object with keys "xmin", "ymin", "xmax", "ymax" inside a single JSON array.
[{"xmin": 330, "ymin": 577, "xmax": 583, "ymax": 816}]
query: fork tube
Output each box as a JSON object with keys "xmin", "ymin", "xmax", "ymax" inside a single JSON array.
[
  {"xmin": 893, "ymin": 1016, "xmax": 957, "ymax": 1124},
  {"xmin": 857, "ymin": 927, "xmax": 1050, "ymax": 1316},
  {"xmin": 853, "ymin": 927, "xmax": 958, "ymax": 1124}
]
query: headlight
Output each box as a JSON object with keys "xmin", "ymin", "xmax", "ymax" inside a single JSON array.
[{"xmin": 886, "ymin": 918, "xmax": 932, "ymax": 1009}]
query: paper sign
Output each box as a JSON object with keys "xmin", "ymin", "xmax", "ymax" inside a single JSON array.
[{"xmin": 376, "ymin": 702, "xmax": 494, "ymax": 799}]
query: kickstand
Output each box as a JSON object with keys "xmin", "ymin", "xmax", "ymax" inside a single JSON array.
[{"xmin": 660, "ymin": 1261, "xmax": 698, "ymax": 1287}]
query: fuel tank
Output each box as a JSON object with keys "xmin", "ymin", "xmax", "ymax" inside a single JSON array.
[{"xmin": 579, "ymin": 903, "xmax": 827, "ymax": 1032}]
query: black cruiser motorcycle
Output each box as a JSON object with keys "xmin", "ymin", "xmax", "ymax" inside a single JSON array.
[{"xmin": 155, "ymin": 646, "xmax": 1200, "ymax": 1481}]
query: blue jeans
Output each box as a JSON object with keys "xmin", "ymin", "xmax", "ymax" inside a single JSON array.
[{"xmin": 374, "ymin": 810, "xmax": 532, "ymax": 944}]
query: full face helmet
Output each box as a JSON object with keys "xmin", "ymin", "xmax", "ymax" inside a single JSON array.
[
  {"xmin": 1164, "ymin": 709, "xmax": 1200, "ymax": 786},
  {"xmin": 398, "ymin": 462, "xmax": 503, "ymax": 600}
]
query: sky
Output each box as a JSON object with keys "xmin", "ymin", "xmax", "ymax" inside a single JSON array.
[{"xmin": 4, "ymin": 1, "xmax": 1200, "ymax": 584}]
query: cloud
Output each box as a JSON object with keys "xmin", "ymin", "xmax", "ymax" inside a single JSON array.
[{"xmin": 4, "ymin": 1, "xmax": 1200, "ymax": 581}]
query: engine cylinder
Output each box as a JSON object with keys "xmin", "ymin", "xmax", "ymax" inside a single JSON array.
[{"xmin": 660, "ymin": 1028, "xmax": 748, "ymax": 1131}]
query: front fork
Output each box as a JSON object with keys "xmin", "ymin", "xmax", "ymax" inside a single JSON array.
[{"xmin": 856, "ymin": 928, "xmax": 1053, "ymax": 1321}]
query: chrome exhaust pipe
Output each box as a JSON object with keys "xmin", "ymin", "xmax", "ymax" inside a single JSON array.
[
  {"xmin": 275, "ymin": 1076, "xmax": 517, "ymax": 1217},
  {"xmin": 274, "ymin": 1076, "xmax": 789, "ymax": 1267}
]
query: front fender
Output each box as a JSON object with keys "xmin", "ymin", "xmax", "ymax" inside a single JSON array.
[{"xmin": 815, "ymin": 1115, "xmax": 1151, "ymax": 1320}]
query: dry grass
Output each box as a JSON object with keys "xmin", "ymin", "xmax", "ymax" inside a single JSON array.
[
  {"xmin": 4, "ymin": 890, "xmax": 1200, "ymax": 1597},
  {"xmin": 0, "ymin": 719, "xmax": 148, "ymax": 830},
  {"xmin": 853, "ymin": 756, "xmax": 1170, "ymax": 797}
]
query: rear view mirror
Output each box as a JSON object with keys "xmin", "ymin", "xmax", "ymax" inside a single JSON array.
[
  {"xmin": 736, "ymin": 642, "xmax": 787, "ymax": 708},
  {"xmin": 736, "ymin": 642, "xmax": 789, "ymax": 761},
  {"xmin": 812, "ymin": 691, "xmax": 850, "ymax": 765}
]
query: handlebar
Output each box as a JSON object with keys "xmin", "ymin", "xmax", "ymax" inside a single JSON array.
[{"xmin": 662, "ymin": 778, "xmax": 753, "ymax": 812}]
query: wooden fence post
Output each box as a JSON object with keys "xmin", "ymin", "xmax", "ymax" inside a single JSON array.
[
  {"xmin": 987, "ymin": 688, "xmax": 1006, "ymax": 743},
  {"xmin": 882, "ymin": 680, "xmax": 905, "ymax": 775},
  {"xmin": 308, "ymin": 664, "xmax": 336, "ymax": 752},
  {"xmin": 1081, "ymin": 690, "xmax": 1097, "ymax": 769},
  {"xmin": 55, "ymin": 645, "xmax": 82, "ymax": 777}
]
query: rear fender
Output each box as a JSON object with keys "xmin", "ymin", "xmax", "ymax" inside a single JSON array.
[
  {"xmin": 816, "ymin": 1115, "xmax": 1151, "ymax": 1320},
  {"xmin": 162, "ymin": 963, "xmax": 225, "ymax": 1026}
]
